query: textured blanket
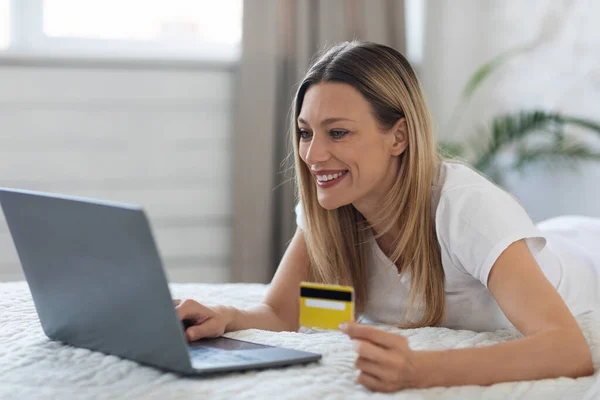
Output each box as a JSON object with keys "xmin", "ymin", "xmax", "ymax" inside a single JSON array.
[{"xmin": 1, "ymin": 281, "xmax": 599, "ymax": 399}]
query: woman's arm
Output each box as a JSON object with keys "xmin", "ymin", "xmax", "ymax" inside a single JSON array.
[
  {"xmin": 415, "ymin": 240, "xmax": 594, "ymax": 387},
  {"xmin": 414, "ymin": 239, "xmax": 593, "ymax": 387},
  {"xmin": 341, "ymin": 239, "xmax": 593, "ymax": 392},
  {"xmin": 223, "ymin": 228, "xmax": 310, "ymax": 333},
  {"xmin": 177, "ymin": 228, "xmax": 310, "ymax": 340}
]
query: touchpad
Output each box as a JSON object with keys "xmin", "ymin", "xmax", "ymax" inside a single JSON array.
[{"xmin": 190, "ymin": 337, "xmax": 271, "ymax": 351}]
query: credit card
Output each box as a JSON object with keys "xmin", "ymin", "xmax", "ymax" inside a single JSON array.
[{"xmin": 299, "ymin": 282, "xmax": 354, "ymax": 330}]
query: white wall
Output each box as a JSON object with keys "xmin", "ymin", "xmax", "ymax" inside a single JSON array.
[
  {"xmin": 421, "ymin": 0, "xmax": 600, "ymax": 222},
  {"xmin": 0, "ymin": 63, "xmax": 234, "ymax": 282}
]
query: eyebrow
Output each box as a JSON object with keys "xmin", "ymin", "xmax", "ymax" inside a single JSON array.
[{"xmin": 297, "ymin": 117, "xmax": 356, "ymax": 126}]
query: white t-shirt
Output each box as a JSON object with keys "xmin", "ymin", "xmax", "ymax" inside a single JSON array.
[{"xmin": 295, "ymin": 162, "xmax": 600, "ymax": 332}]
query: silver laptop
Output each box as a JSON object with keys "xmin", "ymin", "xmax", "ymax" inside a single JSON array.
[{"xmin": 0, "ymin": 187, "xmax": 321, "ymax": 375}]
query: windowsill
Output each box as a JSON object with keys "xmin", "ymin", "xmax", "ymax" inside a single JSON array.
[{"xmin": 0, "ymin": 49, "xmax": 239, "ymax": 71}]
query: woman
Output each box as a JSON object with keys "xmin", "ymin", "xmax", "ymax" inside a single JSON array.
[{"xmin": 175, "ymin": 41, "xmax": 597, "ymax": 392}]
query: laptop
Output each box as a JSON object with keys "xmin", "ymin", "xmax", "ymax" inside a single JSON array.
[{"xmin": 0, "ymin": 187, "xmax": 321, "ymax": 375}]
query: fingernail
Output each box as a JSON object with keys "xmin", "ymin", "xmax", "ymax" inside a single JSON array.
[
  {"xmin": 352, "ymin": 340, "xmax": 361, "ymax": 351},
  {"xmin": 339, "ymin": 323, "xmax": 348, "ymax": 332}
]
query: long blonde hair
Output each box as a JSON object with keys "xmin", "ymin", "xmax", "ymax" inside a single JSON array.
[{"xmin": 291, "ymin": 41, "xmax": 445, "ymax": 328}]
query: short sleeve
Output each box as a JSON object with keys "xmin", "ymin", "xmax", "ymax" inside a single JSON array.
[
  {"xmin": 295, "ymin": 202, "xmax": 306, "ymax": 230},
  {"xmin": 436, "ymin": 184, "xmax": 547, "ymax": 288}
]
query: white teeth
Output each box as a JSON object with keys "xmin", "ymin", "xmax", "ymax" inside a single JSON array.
[{"xmin": 316, "ymin": 171, "xmax": 347, "ymax": 182}]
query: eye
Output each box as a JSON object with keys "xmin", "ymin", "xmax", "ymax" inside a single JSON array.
[
  {"xmin": 297, "ymin": 129, "xmax": 312, "ymax": 140},
  {"xmin": 330, "ymin": 130, "xmax": 348, "ymax": 139}
]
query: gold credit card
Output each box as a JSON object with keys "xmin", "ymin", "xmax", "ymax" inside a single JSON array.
[{"xmin": 299, "ymin": 282, "xmax": 354, "ymax": 330}]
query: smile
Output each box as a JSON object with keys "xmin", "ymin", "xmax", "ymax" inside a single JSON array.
[
  {"xmin": 314, "ymin": 170, "xmax": 349, "ymax": 188},
  {"xmin": 316, "ymin": 170, "xmax": 348, "ymax": 182}
]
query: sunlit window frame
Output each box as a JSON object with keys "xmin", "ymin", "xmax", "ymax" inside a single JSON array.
[{"xmin": 0, "ymin": 0, "xmax": 241, "ymax": 65}]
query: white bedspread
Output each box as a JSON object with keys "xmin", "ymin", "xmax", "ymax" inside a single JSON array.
[{"xmin": 1, "ymin": 281, "xmax": 599, "ymax": 400}]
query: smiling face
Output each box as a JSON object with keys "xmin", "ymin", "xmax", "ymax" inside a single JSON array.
[{"xmin": 297, "ymin": 82, "xmax": 408, "ymax": 214}]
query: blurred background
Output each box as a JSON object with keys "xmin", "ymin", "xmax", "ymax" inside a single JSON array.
[{"xmin": 0, "ymin": 0, "xmax": 598, "ymax": 284}]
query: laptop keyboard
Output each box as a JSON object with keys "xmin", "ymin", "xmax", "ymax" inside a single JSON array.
[{"xmin": 189, "ymin": 346, "xmax": 264, "ymax": 368}]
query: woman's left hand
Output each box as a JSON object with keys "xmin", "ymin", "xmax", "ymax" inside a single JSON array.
[{"xmin": 339, "ymin": 322, "xmax": 418, "ymax": 392}]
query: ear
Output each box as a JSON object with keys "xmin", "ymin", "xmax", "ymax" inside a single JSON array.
[{"xmin": 389, "ymin": 118, "xmax": 408, "ymax": 156}]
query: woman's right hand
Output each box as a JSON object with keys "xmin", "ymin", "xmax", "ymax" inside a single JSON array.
[{"xmin": 173, "ymin": 299, "xmax": 232, "ymax": 342}]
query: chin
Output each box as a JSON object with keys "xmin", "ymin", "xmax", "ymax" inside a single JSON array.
[{"xmin": 317, "ymin": 194, "xmax": 350, "ymax": 211}]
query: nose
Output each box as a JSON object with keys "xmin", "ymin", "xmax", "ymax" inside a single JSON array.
[{"xmin": 303, "ymin": 133, "xmax": 331, "ymax": 166}]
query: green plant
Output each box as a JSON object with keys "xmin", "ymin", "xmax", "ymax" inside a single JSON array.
[{"xmin": 439, "ymin": 47, "xmax": 600, "ymax": 185}]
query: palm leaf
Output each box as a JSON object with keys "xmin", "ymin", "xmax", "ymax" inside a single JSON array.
[
  {"xmin": 513, "ymin": 140, "xmax": 600, "ymax": 171},
  {"xmin": 461, "ymin": 44, "xmax": 540, "ymax": 101},
  {"xmin": 474, "ymin": 111, "xmax": 561, "ymax": 172},
  {"xmin": 439, "ymin": 110, "xmax": 600, "ymax": 180},
  {"xmin": 462, "ymin": 51, "xmax": 514, "ymax": 100},
  {"xmin": 558, "ymin": 115, "xmax": 600, "ymax": 136}
]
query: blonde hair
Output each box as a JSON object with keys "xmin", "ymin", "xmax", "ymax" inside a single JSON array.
[{"xmin": 291, "ymin": 41, "xmax": 445, "ymax": 328}]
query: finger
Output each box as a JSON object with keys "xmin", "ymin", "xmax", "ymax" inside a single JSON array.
[
  {"xmin": 176, "ymin": 300, "xmax": 209, "ymax": 322},
  {"xmin": 185, "ymin": 319, "xmax": 220, "ymax": 341},
  {"xmin": 356, "ymin": 370, "xmax": 386, "ymax": 392},
  {"xmin": 352, "ymin": 339, "xmax": 396, "ymax": 364},
  {"xmin": 172, "ymin": 299, "xmax": 181, "ymax": 306},
  {"xmin": 355, "ymin": 356, "xmax": 395, "ymax": 382},
  {"xmin": 343, "ymin": 322, "xmax": 408, "ymax": 351}
]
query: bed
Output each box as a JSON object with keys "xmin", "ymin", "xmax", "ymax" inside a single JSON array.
[{"xmin": 1, "ymin": 281, "xmax": 599, "ymax": 399}]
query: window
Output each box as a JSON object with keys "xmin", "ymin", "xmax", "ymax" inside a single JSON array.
[
  {"xmin": 0, "ymin": 0, "xmax": 9, "ymax": 50},
  {"xmin": 1, "ymin": 0, "xmax": 243, "ymax": 62},
  {"xmin": 44, "ymin": 0, "xmax": 241, "ymax": 45}
]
